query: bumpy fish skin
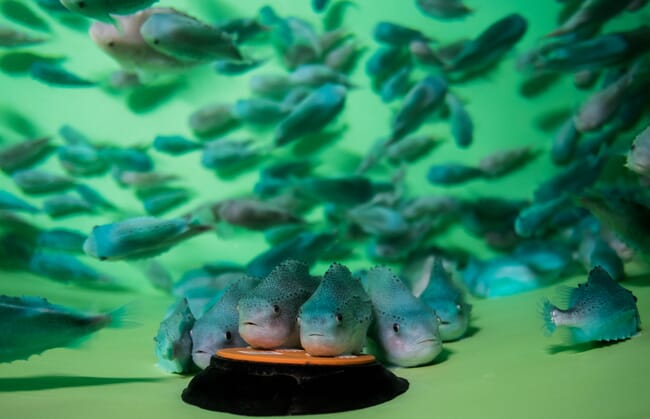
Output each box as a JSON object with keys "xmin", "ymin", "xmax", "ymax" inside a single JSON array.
[
  {"xmin": 420, "ymin": 258, "xmax": 470, "ymax": 341},
  {"xmin": 191, "ymin": 274, "xmax": 260, "ymax": 369},
  {"xmin": 364, "ymin": 266, "xmax": 442, "ymax": 367},
  {"xmin": 140, "ymin": 11, "xmax": 242, "ymax": 62},
  {"xmin": 238, "ymin": 260, "xmax": 319, "ymax": 349},
  {"xmin": 83, "ymin": 216, "xmax": 211, "ymax": 261},
  {"xmin": 0, "ymin": 295, "xmax": 120, "ymax": 363},
  {"xmin": 154, "ymin": 298, "xmax": 196, "ymax": 374},
  {"xmin": 299, "ymin": 263, "xmax": 373, "ymax": 356},
  {"xmin": 61, "ymin": 0, "xmax": 158, "ymax": 22},
  {"xmin": 274, "ymin": 83, "xmax": 346, "ymax": 146},
  {"xmin": 626, "ymin": 124, "xmax": 650, "ymax": 176},
  {"xmin": 542, "ymin": 266, "xmax": 639, "ymax": 343}
]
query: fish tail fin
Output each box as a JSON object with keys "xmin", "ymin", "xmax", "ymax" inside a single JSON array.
[
  {"xmin": 107, "ymin": 302, "xmax": 142, "ymax": 329},
  {"xmin": 540, "ymin": 299, "xmax": 557, "ymax": 336}
]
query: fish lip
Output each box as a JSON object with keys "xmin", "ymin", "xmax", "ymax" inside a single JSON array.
[
  {"xmin": 243, "ymin": 321, "xmax": 258, "ymax": 326},
  {"xmin": 439, "ymin": 320, "xmax": 451, "ymax": 325},
  {"xmin": 417, "ymin": 338, "xmax": 437, "ymax": 345},
  {"xmin": 308, "ymin": 333, "xmax": 324, "ymax": 337}
]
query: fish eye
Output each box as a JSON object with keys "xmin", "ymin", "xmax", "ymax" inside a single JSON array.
[
  {"xmin": 108, "ymin": 41, "xmax": 115, "ymax": 48},
  {"xmin": 77, "ymin": 1, "xmax": 85, "ymax": 8},
  {"xmin": 392, "ymin": 323, "xmax": 400, "ymax": 333},
  {"xmin": 272, "ymin": 304, "xmax": 280, "ymax": 314},
  {"xmin": 335, "ymin": 313, "xmax": 343, "ymax": 323},
  {"xmin": 152, "ymin": 38, "xmax": 160, "ymax": 45},
  {"xmin": 225, "ymin": 331, "xmax": 232, "ymax": 341},
  {"xmin": 631, "ymin": 144, "xmax": 636, "ymax": 150},
  {"xmin": 456, "ymin": 304, "xmax": 462, "ymax": 311}
]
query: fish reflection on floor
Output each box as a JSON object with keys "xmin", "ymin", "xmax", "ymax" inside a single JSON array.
[{"xmin": 0, "ymin": 375, "xmax": 167, "ymax": 393}]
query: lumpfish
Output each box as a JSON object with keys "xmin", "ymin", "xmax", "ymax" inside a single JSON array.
[
  {"xmin": 380, "ymin": 65, "xmax": 412, "ymax": 103},
  {"xmin": 386, "ymin": 134, "xmax": 439, "ymax": 164},
  {"xmin": 462, "ymin": 256, "xmax": 541, "ymax": 298},
  {"xmin": 325, "ymin": 39, "xmax": 363, "ymax": 73},
  {"xmin": 420, "ymin": 258, "xmax": 470, "ymax": 341},
  {"xmin": 216, "ymin": 17, "xmax": 269, "ymax": 44},
  {"xmin": 513, "ymin": 241, "xmax": 574, "ymax": 275},
  {"xmin": 0, "ymin": 295, "xmax": 126, "ymax": 363},
  {"xmin": 214, "ymin": 57, "xmax": 268, "ymax": 76},
  {"xmin": 426, "ymin": 163, "xmax": 484, "ymax": 186},
  {"xmin": 172, "ymin": 264, "xmax": 244, "ymax": 299},
  {"xmin": 200, "ymin": 138, "xmax": 262, "ymax": 173},
  {"xmin": 312, "ymin": 0, "xmax": 330, "ymax": 12},
  {"xmin": 138, "ymin": 187, "xmax": 191, "ymax": 216},
  {"xmin": 140, "ymin": 11, "xmax": 243, "ymax": 62},
  {"xmin": 578, "ymin": 233, "xmax": 625, "ymax": 282},
  {"xmin": 534, "ymin": 153, "xmax": 604, "ymax": 202},
  {"xmin": 365, "ymin": 46, "xmax": 411, "ymax": 81},
  {"xmin": 0, "ymin": 136, "xmax": 52, "ymax": 173},
  {"xmin": 246, "ymin": 231, "xmax": 337, "ymax": 278},
  {"xmin": 57, "ymin": 143, "xmax": 110, "ymax": 176},
  {"xmin": 12, "ymin": 169, "xmax": 75, "ymax": 195},
  {"xmin": 478, "ymin": 146, "xmax": 538, "ymax": 178},
  {"xmin": 213, "ymin": 198, "xmax": 303, "ymax": 230},
  {"xmin": 83, "ymin": 216, "xmax": 211, "ymax": 261},
  {"xmin": 188, "ymin": 103, "xmax": 237, "ymax": 138},
  {"xmin": 546, "ymin": 0, "xmax": 632, "ymax": 39},
  {"xmin": 114, "ymin": 170, "xmax": 178, "ymax": 189},
  {"xmin": 238, "ymin": 260, "xmax": 319, "ymax": 349},
  {"xmin": 90, "ymin": 8, "xmax": 191, "ymax": 73},
  {"xmin": 416, "ymin": 0, "xmax": 472, "ymax": 20},
  {"xmin": 446, "ymin": 92, "xmax": 473, "ymax": 148},
  {"xmin": 288, "ymin": 64, "xmax": 352, "ymax": 87},
  {"xmin": 191, "ymin": 274, "xmax": 260, "ymax": 369},
  {"xmin": 28, "ymin": 252, "xmax": 126, "ymax": 290},
  {"xmin": 0, "ymin": 190, "xmax": 39, "ymax": 213},
  {"xmin": 0, "ymin": 25, "xmax": 46, "ymax": 47},
  {"xmin": 274, "ymin": 83, "xmax": 346, "ymax": 146},
  {"xmin": 154, "ymin": 298, "xmax": 196, "ymax": 374},
  {"xmin": 152, "ymin": 135, "xmax": 201, "ymax": 155},
  {"xmin": 373, "ymin": 21, "xmax": 431, "ymax": 46},
  {"xmin": 249, "ymin": 73, "xmax": 293, "ymax": 99},
  {"xmin": 299, "ymin": 263, "xmax": 372, "ymax": 356},
  {"xmin": 626, "ymin": 124, "xmax": 650, "ymax": 176},
  {"xmin": 410, "ymin": 40, "xmax": 445, "ymax": 67},
  {"xmin": 542, "ymin": 266, "xmax": 639, "ymax": 343},
  {"xmin": 231, "ymin": 98, "xmax": 289, "ymax": 125},
  {"xmin": 99, "ymin": 146, "xmax": 153, "ymax": 172},
  {"xmin": 400, "ymin": 195, "xmax": 462, "ymax": 221},
  {"xmin": 551, "ymin": 117, "xmax": 580, "ymax": 166},
  {"xmin": 75, "ymin": 184, "xmax": 116, "ymax": 210},
  {"xmin": 37, "ymin": 228, "xmax": 86, "ymax": 253},
  {"xmin": 389, "ymin": 75, "xmax": 448, "ymax": 143},
  {"xmin": 29, "ymin": 61, "xmax": 94, "ymax": 87},
  {"xmin": 364, "ymin": 266, "xmax": 442, "ymax": 367},
  {"xmin": 514, "ymin": 196, "xmax": 569, "ymax": 238},
  {"xmin": 446, "ymin": 14, "xmax": 527, "ymax": 75},
  {"xmin": 295, "ymin": 175, "xmax": 374, "ymax": 205},
  {"xmin": 42, "ymin": 194, "xmax": 94, "ymax": 218},
  {"xmin": 61, "ymin": 0, "xmax": 157, "ymax": 22},
  {"xmin": 347, "ymin": 204, "xmax": 410, "ymax": 238}
]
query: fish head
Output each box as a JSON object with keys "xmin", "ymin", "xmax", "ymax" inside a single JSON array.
[
  {"xmin": 626, "ymin": 130, "xmax": 650, "ymax": 176},
  {"xmin": 190, "ymin": 318, "xmax": 244, "ymax": 369},
  {"xmin": 237, "ymin": 296, "xmax": 298, "ymax": 349},
  {"xmin": 429, "ymin": 299, "xmax": 471, "ymax": 341},
  {"xmin": 61, "ymin": 0, "xmax": 114, "ymax": 22},
  {"xmin": 299, "ymin": 297, "xmax": 372, "ymax": 356},
  {"xmin": 373, "ymin": 307, "xmax": 442, "ymax": 367}
]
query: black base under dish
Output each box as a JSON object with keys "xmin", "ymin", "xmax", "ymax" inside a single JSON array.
[{"xmin": 181, "ymin": 355, "xmax": 409, "ymax": 416}]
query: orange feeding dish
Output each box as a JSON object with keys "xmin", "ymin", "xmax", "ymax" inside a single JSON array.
[{"xmin": 217, "ymin": 347, "xmax": 376, "ymax": 366}]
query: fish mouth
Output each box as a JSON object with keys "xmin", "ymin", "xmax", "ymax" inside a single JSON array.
[
  {"xmin": 439, "ymin": 320, "xmax": 451, "ymax": 325},
  {"xmin": 243, "ymin": 322, "xmax": 258, "ymax": 326},
  {"xmin": 308, "ymin": 333, "xmax": 324, "ymax": 337},
  {"xmin": 417, "ymin": 338, "xmax": 438, "ymax": 345}
]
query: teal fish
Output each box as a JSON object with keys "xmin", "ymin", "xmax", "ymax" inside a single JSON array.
[
  {"xmin": 60, "ymin": 0, "xmax": 158, "ymax": 22},
  {"xmin": 232, "ymin": 98, "xmax": 289, "ymax": 125},
  {"xmin": 420, "ymin": 258, "xmax": 471, "ymax": 341},
  {"xmin": 626, "ymin": 124, "xmax": 650, "ymax": 176},
  {"xmin": 0, "ymin": 190, "xmax": 39, "ymax": 213},
  {"xmin": 462, "ymin": 256, "xmax": 541, "ymax": 298},
  {"xmin": 138, "ymin": 187, "xmax": 191, "ymax": 216},
  {"xmin": 58, "ymin": 143, "xmax": 110, "ymax": 176},
  {"xmin": 75, "ymin": 184, "xmax": 116, "ymax": 210},
  {"xmin": 191, "ymin": 274, "xmax": 260, "ymax": 369},
  {"xmin": 99, "ymin": 146, "xmax": 153, "ymax": 172},
  {"xmin": 238, "ymin": 260, "xmax": 319, "ymax": 349},
  {"xmin": 380, "ymin": 65, "xmax": 413, "ymax": 103},
  {"xmin": 295, "ymin": 175, "xmax": 374, "ymax": 205},
  {"xmin": 200, "ymin": 138, "xmax": 263, "ymax": 174},
  {"xmin": 29, "ymin": 61, "xmax": 94, "ymax": 87},
  {"xmin": 416, "ymin": 0, "xmax": 472, "ymax": 20},
  {"xmin": 386, "ymin": 135, "xmax": 439, "ymax": 164},
  {"xmin": 364, "ymin": 266, "xmax": 442, "ymax": 367},
  {"xmin": 0, "ymin": 25, "xmax": 47, "ymax": 47},
  {"xmin": 0, "ymin": 136, "xmax": 52, "ymax": 173},
  {"xmin": 0, "ymin": 295, "xmax": 125, "ymax": 363},
  {"xmin": 274, "ymin": 83, "xmax": 346, "ymax": 146},
  {"xmin": 12, "ymin": 169, "xmax": 75, "ymax": 195},
  {"xmin": 154, "ymin": 298, "xmax": 196, "ymax": 374},
  {"xmin": 373, "ymin": 21, "xmax": 431, "ymax": 46},
  {"xmin": 83, "ymin": 216, "xmax": 211, "ymax": 261},
  {"xmin": 288, "ymin": 64, "xmax": 352, "ymax": 87},
  {"xmin": 43, "ymin": 194, "xmax": 94, "ymax": 218},
  {"xmin": 299, "ymin": 263, "xmax": 372, "ymax": 356},
  {"xmin": 37, "ymin": 228, "xmax": 87, "ymax": 253},
  {"xmin": 214, "ymin": 57, "xmax": 268, "ymax": 75},
  {"xmin": 347, "ymin": 204, "xmax": 410, "ymax": 238},
  {"xmin": 427, "ymin": 163, "xmax": 484, "ymax": 186},
  {"xmin": 551, "ymin": 117, "xmax": 580, "ymax": 166},
  {"xmin": 140, "ymin": 11, "xmax": 243, "ymax": 62},
  {"xmin": 172, "ymin": 265, "xmax": 244, "ymax": 299},
  {"xmin": 542, "ymin": 266, "xmax": 639, "ymax": 343},
  {"xmin": 478, "ymin": 146, "xmax": 538, "ymax": 178},
  {"xmin": 446, "ymin": 93, "xmax": 473, "ymax": 148},
  {"xmin": 28, "ymin": 252, "xmax": 127, "ymax": 290},
  {"xmin": 515, "ymin": 196, "xmax": 569, "ymax": 238},
  {"xmin": 249, "ymin": 73, "xmax": 293, "ymax": 99},
  {"xmin": 213, "ymin": 198, "xmax": 303, "ymax": 230},
  {"xmin": 152, "ymin": 135, "xmax": 202, "ymax": 155}
]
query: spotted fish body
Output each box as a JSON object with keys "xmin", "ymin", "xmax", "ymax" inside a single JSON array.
[
  {"xmin": 191, "ymin": 274, "xmax": 260, "ymax": 369},
  {"xmin": 420, "ymin": 258, "xmax": 471, "ymax": 341},
  {"xmin": 238, "ymin": 260, "xmax": 319, "ymax": 349},
  {"xmin": 299, "ymin": 263, "xmax": 373, "ymax": 356},
  {"xmin": 542, "ymin": 266, "xmax": 640, "ymax": 343},
  {"xmin": 154, "ymin": 298, "xmax": 196, "ymax": 373},
  {"xmin": 0, "ymin": 295, "xmax": 121, "ymax": 363},
  {"xmin": 364, "ymin": 266, "xmax": 442, "ymax": 367}
]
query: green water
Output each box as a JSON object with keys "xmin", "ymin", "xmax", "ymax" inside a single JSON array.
[{"xmin": 1, "ymin": 1, "xmax": 649, "ymax": 418}]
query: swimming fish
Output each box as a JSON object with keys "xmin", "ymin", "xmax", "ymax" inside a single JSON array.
[
  {"xmin": 364, "ymin": 266, "xmax": 442, "ymax": 367},
  {"xmin": 137, "ymin": 187, "xmax": 191, "ymax": 216},
  {"xmin": 238, "ymin": 260, "xmax": 319, "ymax": 349},
  {"xmin": 551, "ymin": 117, "xmax": 580, "ymax": 166},
  {"xmin": 288, "ymin": 63, "xmax": 352, "ymax": 87},
  {"xmin": 0, "ymin": 295, "xmax": 125, "ymax": 363},
  {"xmin": 274, "ymin": 83, "xmax": 347, "ymax": 146},
  {"xmin": 420, "ymin": 258, "xmax": 471, "ymax": 341},
  {"xmin": 515, "ymin": 196, "xmax": 569, "ymax": 238},
  {"xmin": 427, "ymin": 163, "xmax": 484, "ymax": 186},
  {"xmin": 0, "ymin": 136, "xmax": 52, "ymax": 173},
  {"xmin": 190, "ymin": 274, "xmax": 260, "ymax": 369},
  {"xmin": 140, "ymin": 11, "xmax": 243, "ymax": 62},
  {"xmin": 626, "ymin": 124, "xmax": 650, "ymax": 177},
  {"xmin": 0, "ymin": 25, "xmax": 46, "ymax": 47},
  {"xmin": 12, "ymin": 169, "xmax": 75, "ymax": 195},
  {"xmin": 380, "ymin": 65, "xmax": 413, "ymax": 103},
  {"xmin": 42, "ymin": 194, "xmax": 94, "ymax": 218},
  {"xmin": 188, "ymin": 102, "xmax": 237, "ymax": 138},
  {"xmin": 416, "ymin": 0, "xmax": 472, "ymax": 20},
  {"xmin": 542, "ymin": 266, "xmax": 639, "ymax": 343},
  {"xmin": 211, "ymin": 198, "xmax": 303, "ymax": 231},
  {"xmin": 28, "ymin": 252, "xmax": 127, "ymax": 290},
  {"xmin": 61, "ymin": 0, "xmax": 157, "ymax": 22},
  {"xmin": 462, "ymin": 256, "xmax": 542, "ymax": 298},
  {"xmin": 347, "ymin": 204, "xmax": 410, "ymax": 238},
  {"xmin": 446, "ymin": 92, "xmax": 473, "ymax": 148},
  {"xmin": 57, "ymin": 143, "xmax": 110, "ymax": 176},
  {"xmin": 546, "ymin": 0, "xmax": 633, "ymax": 39},
  {"xmin": 478, "ymin": 146, "xmax": 538, "ymax": 178},
  {"xmin": 231, "ymin": 98, "xmax": 289, "ymax": 125},
  {"xmin": 37, "ymin": 228, "xmax": 86, "ymax": 253},
  {"xmin": 152, "ymin": 135, "xmax": 202, "ymax": 155},
  {"xmin": 29, "ymin": 61, "xmax": 94, "ymax": 87},
  {"xmin": 214, "ymin": 57, "xmax": 268, "ymax": 76},
  {"xmin": 299, "ymin": 262, "xmax": 372, "ymax": 356},
  {"xmin": 386, "ymin": 135, "xmax": 439, "ymax": 164},
  {"xmin": 389, "ymin": 75, "xmax": 448, "ymax": 143},
  {"xmin": 373, "ymin": 21, "xmax": 431, "ymax": 46},
  {"xmin": 0, "ymin": 189, "xmax": 39, "ymax": 213},
  {"xmin": 83, "ymin": 215, "xmax": 211, "ymax": 261},
  {"xmin": 154, "ymin": 298, "xmax": 196, "ymax": 374}
]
